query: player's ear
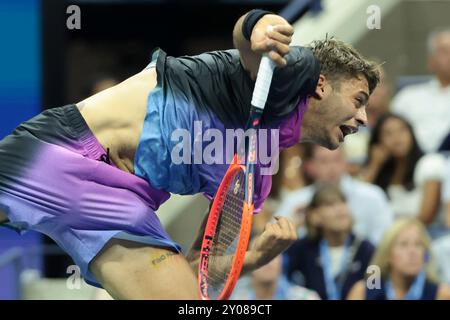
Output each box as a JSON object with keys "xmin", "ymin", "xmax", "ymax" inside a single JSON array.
[{"xmin": 313, "ymin": 74, "xmax": 327, "ymax": 100}]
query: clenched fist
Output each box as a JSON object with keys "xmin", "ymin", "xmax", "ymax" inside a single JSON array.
[
  {"xmin": 250, "ymin": 15, "xmax": 294, "ymax": 67},
  {"xmin": 246, "ymin": 216, "xmax": 298, "ymax": 270}
]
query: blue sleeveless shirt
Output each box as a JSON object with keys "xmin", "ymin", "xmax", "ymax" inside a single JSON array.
[{"xmin": 133, "ymin": 47, "xmax": 320, "ymax": 212}]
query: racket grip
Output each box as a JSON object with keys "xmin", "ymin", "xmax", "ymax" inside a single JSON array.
[{"xmin": 251, "ymin": 39, "xmax": 277, "ymax": 109}]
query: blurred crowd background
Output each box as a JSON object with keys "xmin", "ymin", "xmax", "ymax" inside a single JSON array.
[{"xmin": 1, "ymin": 0, "xmax": 450, "ymax": 300}]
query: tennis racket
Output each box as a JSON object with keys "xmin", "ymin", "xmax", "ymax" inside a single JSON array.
[{"xmin": 198, "ymin": 50, "xmax": 276, "ymax": 300}]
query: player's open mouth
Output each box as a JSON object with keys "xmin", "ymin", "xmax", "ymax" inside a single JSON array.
[{"xmin": 339, "ymin": 125, "xmax": 358, "ymax": 140}]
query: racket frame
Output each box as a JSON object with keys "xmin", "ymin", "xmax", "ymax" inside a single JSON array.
[{"xmin": 198, "ymin": 52, "xmax": 275, "ymax": 300}]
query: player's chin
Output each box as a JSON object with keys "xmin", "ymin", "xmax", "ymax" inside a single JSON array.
[
  {"xmin": 318, "ymin": 134, "xmax": 340, "ymax": 150},
  {"xmin": 325, "ymin": 128, "xmax": 343, "ymax": 150}
]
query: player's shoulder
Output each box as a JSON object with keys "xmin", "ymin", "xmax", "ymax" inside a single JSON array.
[
  {"xmin": 195, "ymin": 49, "xmax": 240, "ymax": 61},
  {"xmin": 287, "ymin": 45, "xmax": 315, "ymax": 62},
  {"xmin": 168, "ymin": 48, "xmax": 242, "ymax": 73},
  {"xmin": 280, "ymin": 45, "xmax": 320, "ymax": 76}
]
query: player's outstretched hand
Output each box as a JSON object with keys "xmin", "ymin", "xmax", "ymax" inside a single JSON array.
[
  {"xmin": 250, "ymin": 15, "xmax": 294, "ymax": 68},
  {"xmin": 247, "ymin": 216, "xmax": 297, "ymax": 269}
]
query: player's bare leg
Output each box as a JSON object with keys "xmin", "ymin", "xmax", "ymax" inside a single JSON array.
[{"xmin": 90, "ymin": 238, "xmax": 199, "ymax": 300}]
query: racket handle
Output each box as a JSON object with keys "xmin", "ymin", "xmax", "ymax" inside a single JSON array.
[{"xmin": 251, "ymin": 28, "xmax": 277, "ymax": 110}]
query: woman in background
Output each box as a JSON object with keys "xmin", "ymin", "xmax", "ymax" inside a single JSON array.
[
  {"xmin": 348, "ymin": 218, "xmax": 450, "ymax": 300},
  {"xmin": 231, "ymin": 254, "xmax": 320, "ymax": 300},
  {"xmin": 364, "ymin": 113, "xmax": 446, "ymax": 227},
  {"xmin": 284, "ymin": 183, "xmax": 374, "ymax": 300}
]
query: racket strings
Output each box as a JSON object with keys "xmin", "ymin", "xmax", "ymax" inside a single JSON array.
[{"xmin": 207, "ymin": 171, "xmax": 246, "ymax": 299}]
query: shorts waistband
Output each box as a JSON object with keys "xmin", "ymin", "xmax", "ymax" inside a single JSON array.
[{"xmin": 63, "ymin": 104, "xmax": 109, "ymax": 161}]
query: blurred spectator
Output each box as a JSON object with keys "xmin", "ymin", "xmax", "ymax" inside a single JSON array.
[
  {"xmin": 276, "ymin": 144, "xmax": 392, "ymax": 244},
  {"xmin": 367, "ymin": 64, "xmax": 392, "ymax": 129},
  {"xmin": 231, "ymin": 255, "xmax": 320, "ymax": 300},
  {"xmin": 348, "ymin": 218, "xmax": 450, "ymax": 300},
  {"xmin": 431, "ymin": 234, "xmax": 450, "ymax": 284},
  {"xmin": 444, "ymin": 157, "xmax": 450, "ymax": 228},
  {"xmin": 254, "ymin": 145, "xmax": 310, "ymax": 235},
  {"xmin": 271, "ymin": 144, "xmax": 309, "ymax": 200},
  {"xmin": 364, "ymin": 113, "xmax": 446, "ymax": 227},
  {"xmin": 84, "ymin": 74, "xmax": 120, "ymax": 97},
  {"xmin": 284, "ymin": 184, "xmax": 374, "ymax": 300},
  {"xmin": 428, "ymin": 159, "xmax": 450, "ymax": 284},
  {"xmin": 438, "ymin": 132, "xmax": 450, "ymax": 154},
  {"xmin": 391, "ymin": 28, "xmax": 450, "ymax": 153},
  {"xmin": 253, "ymin": 145, "xmax": 310, "ymax": 235},
  {"xmin": 91, "ymin": 76, "xmax": 119, "ymax": 95},
  {"xmin": 343, "ymin": 64, "xmax": 392, "ymax": 176}
]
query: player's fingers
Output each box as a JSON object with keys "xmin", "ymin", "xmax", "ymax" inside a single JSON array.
[
  {"xmin": 264, "ymin": 222, "xmax": 275, "ymax": 234},
  {"xmin": 286, "ymin": 219, "xmax": 298, "ymax": 239},
  {"xmin": 266, "ymin": 30, "xmax": 292, "ymax": 45},
  {"xmin": 252, "ymin": 38, "xmax": 289, "ymax": 57},
  {"xmin": 269, "ymin": 221, "xmax": 282, "ymax": 235},
  {"xmin": 274, "ymin": 216, "xmax": 297, "ymax": 240},
  {"xmin": 273, "ymin": 24, "xmax": 295, "ymax": 37},
  {"xmin": 274, "ymin": 215, "xmax": 289, "ymax": 229},
  {"xmin": 269, "ymin": 40, "xmax": 290, "ymax": 57},
  {"xmin": 268, "ymin": 50, "xmax": 287, "ymax": 68}
]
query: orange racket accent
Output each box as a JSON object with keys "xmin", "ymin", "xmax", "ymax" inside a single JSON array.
[
  {"xmin": 217, "ymin": 201, "xmax": 253, "ymax": 300},
  {"xmin": 198, "ymin": 155, "xmax": 254, "ymax": 300}
]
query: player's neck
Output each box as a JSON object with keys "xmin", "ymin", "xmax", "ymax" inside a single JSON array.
[
  {"xmin": 298, "ymin": 99, "xmax": 316, "ymax": 144},
  {"xmin": 322, "ymin": 230, "xmax": 348, "ymax": 247}
]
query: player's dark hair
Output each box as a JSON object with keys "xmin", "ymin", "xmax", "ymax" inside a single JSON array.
[
  {"xmin": 308, "ymin": 37, "xmax": 381, "ymax": 94},
  {"xmin": 367, "ymin": 113, "xmax": 424, "ymax": 193}
]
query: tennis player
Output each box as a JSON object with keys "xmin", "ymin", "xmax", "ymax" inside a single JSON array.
[{"xmin": 0, "ymin": 10, "xmax": 379, "ymax": 299}]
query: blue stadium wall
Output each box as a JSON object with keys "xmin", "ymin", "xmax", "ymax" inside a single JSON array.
[{"xmin": 0, "ymin": 0, "xmax": 42, "ymax": 300}]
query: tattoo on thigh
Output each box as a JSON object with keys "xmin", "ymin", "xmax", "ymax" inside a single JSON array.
[{"xmin": 151, "ymin": 251, "xmax": 177, "ymax": 266}]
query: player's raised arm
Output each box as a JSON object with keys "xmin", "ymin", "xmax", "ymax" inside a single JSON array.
[
  {"xmin": 187, "ymin": 212, "xmax": 297, "ymax": 276},
  {"xmin": 233, "ymin": 10, "xmax": 294, "ymax": 80}
]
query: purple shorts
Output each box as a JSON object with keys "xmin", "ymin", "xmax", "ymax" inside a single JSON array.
[{"xmin": 0, "ymin": 105, "xmax": 182, "ymax": 287}]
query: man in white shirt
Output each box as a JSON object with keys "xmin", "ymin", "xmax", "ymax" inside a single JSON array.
[
  {"xmin": 276, "ymin": 145, "xmax": 393, "ymax": 245},
  {"xmin": 391, "ymin": 28, "xmax": 450, "ymax": 153},
  {"xmin": 230, "ymin": 255, "xmax": 321, "ymax": 300},
  {"xmin": 430, "ymin": 158, "xmax": 450, "ymax": 284},
  {"xmin": 443, "ymin": 157, "xmax": 450, "ymax": 229}
]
